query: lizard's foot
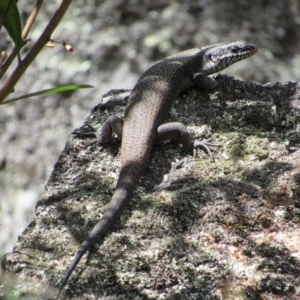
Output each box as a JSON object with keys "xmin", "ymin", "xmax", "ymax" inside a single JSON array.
[
  {"xmin": 72, "ymin": 124, "xmax": 98, "ymax": 148},
  {"xmin": 192, "ymin": 140, "xmax": 221, "ymax": 160}
]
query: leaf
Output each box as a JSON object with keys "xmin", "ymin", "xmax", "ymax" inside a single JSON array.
[
  {"xmin": 1, "ymin": 84, "xmax": 94, "ymax": 104},
  {"xmin": 0, "ymin": 0, "xmax": 22, "ymax": 50}
]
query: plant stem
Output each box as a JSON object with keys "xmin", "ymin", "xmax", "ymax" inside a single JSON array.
[
  {"xmin": 0, "ymin": 0, "xmax": 44, "ymax": 80},
  {"xmin": 0, "ymin": 0, "xmax": 72, "ymax": 104}
]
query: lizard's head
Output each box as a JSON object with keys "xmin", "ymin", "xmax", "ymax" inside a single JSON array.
[{"xmin": 201, "ymin": 40, "xmax": 257, "ymax": 74}]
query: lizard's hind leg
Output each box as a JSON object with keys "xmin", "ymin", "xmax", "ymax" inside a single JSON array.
[{"xmin": 155, "ymin": 122, "xmax": 221, "ymax": 159}]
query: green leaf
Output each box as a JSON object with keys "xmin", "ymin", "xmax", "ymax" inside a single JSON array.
[
  {"xmin": 1, "ymin": 84, "xmax": 94, "ymax": 104},
  {"xmin": 0, "ymin": 0, "xmax": 22, "ymax": 50}
]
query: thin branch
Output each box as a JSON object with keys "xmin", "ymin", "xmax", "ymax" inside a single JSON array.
[
  {"xmin": 22, "ymin": 0, "xmax": 43, "ymax": 39},
  {"xmin": 0, "ymin": 0, "xmax": 72, "ymax": 103},
  {"xmin": 0, "ymin": 0, "xmax": 44, "ymax": 80}
]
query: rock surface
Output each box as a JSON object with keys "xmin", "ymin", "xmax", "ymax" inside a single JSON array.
[{"xmin": 2, "ymin": 77, "xmax": 300, "ymax": 299}]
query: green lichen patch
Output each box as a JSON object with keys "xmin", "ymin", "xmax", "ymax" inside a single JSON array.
[{"xmin": 2, "ymin": 79, "xmax": 300, "ymax": 299}]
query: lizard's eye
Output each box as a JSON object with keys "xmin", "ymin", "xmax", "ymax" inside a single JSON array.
[
  {"xmin": 209, "ymin": 54, "xmax": 218, "ymax": 62},
  {"xmin": 231, "ymin": 47, "xmax": 240, "ymax": 54}
]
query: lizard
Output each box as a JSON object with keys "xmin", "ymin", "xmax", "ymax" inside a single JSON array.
[{"xmin": 56, "ymin": 40, "xmax": 257, "ymax": 297}]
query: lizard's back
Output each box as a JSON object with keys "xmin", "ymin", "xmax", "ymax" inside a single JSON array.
[
  {"xmin": 121, "ymin": 48, "xmax": 202, "ymax": 167},
  {"xmin": 57, "ymin": 41, "xmax": 257, "ymax": 298}
]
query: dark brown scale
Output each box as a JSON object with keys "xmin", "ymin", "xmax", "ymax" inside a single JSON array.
[{"xmin": 57, "ymin": 40, "xmax": 257, "ymax": 298}]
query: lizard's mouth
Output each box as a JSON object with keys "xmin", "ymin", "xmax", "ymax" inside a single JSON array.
[
  {"xmin": 243, "ymin": 43, "xmax": 258, "ymax": 56},
  {"xmin": 251, "ymin": 45, "xmax": 258, "ymax": 54}
]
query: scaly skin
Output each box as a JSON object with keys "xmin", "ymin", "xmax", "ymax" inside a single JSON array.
[{"xmin": 57, "ymin": 40, "xmax": 257, "ymax": 297}]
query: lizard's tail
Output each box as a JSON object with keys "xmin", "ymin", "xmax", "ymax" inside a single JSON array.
[{"xmin": 57, "ymin": 163, "xmax": 140, "ymax": 298}]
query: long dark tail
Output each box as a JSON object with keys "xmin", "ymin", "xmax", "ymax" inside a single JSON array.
[{"xmin": 57, "ymin": 163, "xmax": 140, "ymax": 298}]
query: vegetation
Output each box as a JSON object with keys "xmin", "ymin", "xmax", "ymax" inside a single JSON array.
[{"xmin": 0, "ymin": 0, "xmax": 92, "ymax": 105}]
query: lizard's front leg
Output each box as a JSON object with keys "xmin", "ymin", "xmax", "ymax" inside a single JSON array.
[
  {"xmin": 193, "ymin": 73, "xmax": 224, "ymax": 89},
  {"xmin": 155, "ymin": 122, "xmax": 220, "ymax": 159}
]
